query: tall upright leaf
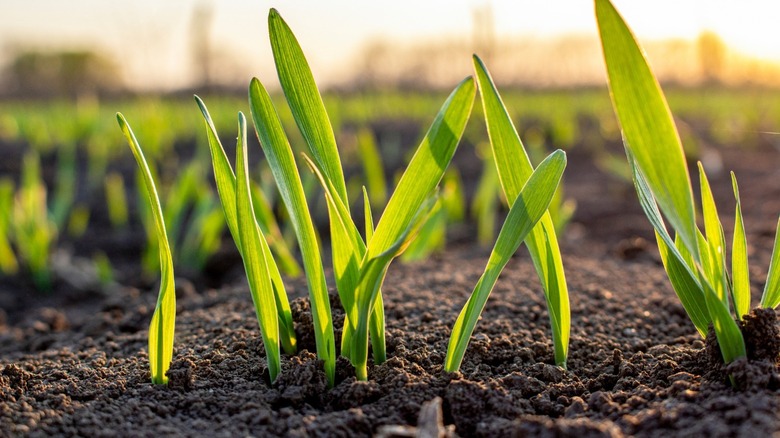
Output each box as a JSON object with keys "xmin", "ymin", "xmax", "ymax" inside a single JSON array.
[
  {"xmin": 267, "ymin": 9, "xmax": 386, "ymax": 364},
  {"xmin": 268, "ymin": 9, "xmax": 347, "ymax": 205},
  {"xmin": 473, "ymin": 56, "xmax": 569, "ymax": 368},
  {"xmin": 196, "ymin": 97, "xmax": 296, "ymax": 354},
  {"xmin": 350, "ymin": 77, "xmax": 476, "ymax": 379},
  {"xmin": 117, "ymin": 113, "xmax": 175, "ymax": 385},
  {"xmin": 761, "ymin": 218, "xmax": 780, "ymax": 309},
  {"xmin": 595, "ymin": 0, "xmax": 698, "ymax": 258},
  {"xmin": 249, "ymin": 79, "xmax": 336, "ymax": 386},
  {"xmin": 730, "ymin": 173, "xmax": 749, "ymax": 318},
  {"xmin": 596, "ymin": 0, "xmax": 746, "ymax": 368},
  {"xmin": 235, "ymin": 112, "xmax": 281, "ymax": 382}
]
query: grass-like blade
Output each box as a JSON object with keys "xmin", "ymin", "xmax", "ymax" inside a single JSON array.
[
  {"xmin": 357, "ymin": 128, "xmax": 388, "ymax": 207},
  {"xmin": 267, "ymin": 9, "xmax": 388, "ymax": 368},
  {"xmin": 656, "ymin": 232, "xmax": 709, "ymax": 337},
  {"xmin": 235, "ymin": 112, "xmax": 281, "ymax": 382},
  {"xmin": 300, "ymin": 152, "xmax": 365, "ymax": 359},
  {"xmin": 730, "ymin": 173, "xmax": 749, "ymax": 318},
  {"xmin": 595, "ymin": 0, "xmax": 698, "ymax": 258},
  {"xmin": 0, "ymin": 180, "xmax": 19, "ymax": 275},
  {"xmin": 117, "ymin": 113, "xmax": 175, "ymax": 385},
  {"xmin": 698, "ymin": 163, "xmax": 728, "ymax": 306},
  {"xmin": 702, "ymin": 280, "xmax": 746, "ymax": 364},
  {"xmin": 250, "ymin": 182, "xmax": 302, "ymax": 277},
  {"xmin": 248, "ymin": 79, "xmax": 336, "ymax": 385},
  {"xmin": 367, "ymin": 77, "xmax": 474, "ymax": 258},
  {"xmin": 445, "ymin": 150, "xmax": 567, "ymax": 372},
  {"xmin": 362, "ymin": 188, "xmax": 386, "ymax": 364},
  {"xmin": 196, "ymin": 96, "xmax": 296, "ymax": 354},
  {"xmin": 268, "ymin": 9, "xmax": 348, "ymax": 205},
  {"xmin": 598, "ymin": 0, "xmax": 746, "ymax": 370},
  {"xmin": 628, "ymin": 151, "xmax": 710, "ymax": 335},
  {"xmin": 473, "ymin": 55, "xmax": 569, "ymax": 367},
  {"xmin": 350, "ymin": 77, "xmax": 476, "ymax": 379},
  {"xmin": 761, "ymin": 218, "xmax": 780, "ymax": 308}
]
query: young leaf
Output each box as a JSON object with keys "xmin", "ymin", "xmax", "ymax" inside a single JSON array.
[
  {"xmin": 445, "ymin": 149, "xmax": 567, "ymax": 372},
  {"xmin": 117, "ymin": 113, "xmax": 175, "ymax": 385},
  {"xmin": 761, "ymin": 218, "xmax": 780, "ymax": 309},
  {"xmin": 629, "ymin": 152, "xmax": 710, "ymax": 336},
  {"xmin": 730, "ymin": 173, "xmax": 750, "ymax": 318},
  {"xmin": 196, "ymin": 97, "xmax": 297, "ymax": 354},
  {"xmin": 268, "ymin": 8, "xmax": 348, "ymax": 205},
  {"xmin": 596, "ymin": 0, "xmax": 698, "ymax": 258},
  {"xmin": 473, "ymin": 55, "xmax": 569, "ymax": 367},
  {"xmin": 248, "ymin": 79, "xmax": 336, "ymax": 386},
  {"xmin": 698, "ymin": 163, "xmax": 728, "ymax": 307},
  {"xmin": 350, "ymin": 77, "xmax": 476, "ymax": 379},
  {"xmin": 235, "ymin": 112, "xmax": 281, "ymax": 382}
]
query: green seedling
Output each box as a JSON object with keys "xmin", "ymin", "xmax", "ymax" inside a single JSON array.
[
  {"xmin": 50, "ymin": 142, "xmax": 77, "ymax": 230},
  {"xmin": 356, "ymin": 127, "xmax": 388, "ymax": 208},
  {"xmin": 446, "ymin": 149, "xmax": 567, "ymax": 372},
  {"xmin": 179, "ymin": 193, "xmax": 225, "ymax": 271},
  {"xmin": 117, "ymin": 113, "xmax": 176, "ymax": 385},
  {"xmin": 472, "ymin": 143, "xmax": 501, "ymax": 246},
  {"xmin": 136, "ymin": 160, "xmax": 226, "ymax": 275},
  {"xmin": 402, "ymin": 169, "xmax": 466, "ymax": 262},
  {"xmin": 11, "ymin": 152, "xmax": 57, "ymax": 291},
  {"xmin": 250, "ymin": 181, "xmax": 302, "ymax": 277},
  {"xmin": 258, "ymin": 9, "xmax": 475, "ymax": 381},
  {"xmin": 104, "ymin": 172, "xmax": 129, "ymax": 229},
  {"xmin": 472, "ymin": 56, "xmax": 571, "ymax": 368},
  {"xmin": 196, "ymin": 100, "xmax": 298, "ymax": 383},
  {"xmin": 0, "ymin": 179, "xmax": 19, "ymax": 276},
  {"xmin": 92, "ymin": 251, "xmax": 115, "ymax": 289},
  {"xmin": 596, "ymin": 0, "xmax": 780, "ymax": 370},
  {"xmin": 66, "ymin": 204, "xmax": 90, "ymax": 238}
]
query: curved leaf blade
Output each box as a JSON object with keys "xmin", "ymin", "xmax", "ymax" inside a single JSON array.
[
  {"xmin": 445, "ymin": 150, "xmax": 566, "ymax": 372},
  {"xmin": 472, "ymin": 55, "xmax": 569, "ymax": 367},
  {"xmin": 249, "ymin": 78, "xmax": 336, "ymax": 385},
  {"xmin": 117, "ymin": 113, "xmax": 175, "ymax": 385},
  {"xmin": 596, "ymin": 0, "xmax": 698, "ymax": 258},
  {"xmin": 731, "ymin": 173, "xmax": 750, "ymax": 318},
  {"xmin": 235, "ymin": 113, "xmax": 281, "ymax": 382},
  {"xmin": 268, "ymin": 9, "xmax": 348, "ymax": 206},
  {"xmin": 761, "ymin": 218, "xmax": 780, "ymax": 309}
]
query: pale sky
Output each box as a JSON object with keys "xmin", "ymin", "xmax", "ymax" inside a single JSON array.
[{"xmin": 1, "ymin": 0, "xmax": 777, "ymax": 90}]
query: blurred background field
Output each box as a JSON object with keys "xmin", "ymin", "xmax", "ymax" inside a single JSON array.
[{"xmin": 1, "ymin": 0, "xmax": 779, "ymax": 300}]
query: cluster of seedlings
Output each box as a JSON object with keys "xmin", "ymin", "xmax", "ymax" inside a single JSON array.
[{"xmin": 114, "ymin": 0, "xmax": 778, "ymax": 388}]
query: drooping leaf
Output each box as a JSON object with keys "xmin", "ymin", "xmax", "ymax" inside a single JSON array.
[{"xmin": 117, "ymin": 113, "xmax": 175, "ymax": 385}]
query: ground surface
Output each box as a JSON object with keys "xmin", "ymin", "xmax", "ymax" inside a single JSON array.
[{"xmin": 1, "ymin": 145, "xmax": 779, "ymax": 437}]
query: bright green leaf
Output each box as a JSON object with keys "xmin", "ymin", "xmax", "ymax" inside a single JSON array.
[
  {"xmin": 445, "ymin": 149, "xmax": 566, "ymax": 372},
  {"xmin": 117, "ymin": 113, "xmax": 175, "ymax": 385}
]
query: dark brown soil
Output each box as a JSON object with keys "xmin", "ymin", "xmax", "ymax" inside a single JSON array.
[{"xmin": 1, "ymin": 145, "xmax": 779, "ymax": 437}]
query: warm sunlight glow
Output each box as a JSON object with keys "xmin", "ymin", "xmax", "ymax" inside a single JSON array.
[{"xmin": 0, "ymin": 0, "xmax": 777, "ymax": 90}]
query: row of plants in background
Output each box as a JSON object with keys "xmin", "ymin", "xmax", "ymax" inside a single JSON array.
[{"xmin": 596, "ymin": 0, "xmax": 780, "ymax": 382}]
